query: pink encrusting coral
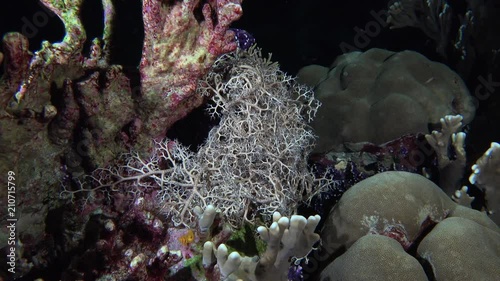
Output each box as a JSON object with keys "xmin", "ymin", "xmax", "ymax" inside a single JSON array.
[
  {"xmin": 1, "ymin": 0, "xmax": 244, "ymax": 169},
  {"xmin": 140, "ymin": 0, "xmax": 243, "ymax": 138},
  {"xmin": 11, "ymin": 0, "xmax": 88, "ymax": 106},
  {"xmin": 0, "ymin": 0, "xmax": 245, "ymax": 278}
]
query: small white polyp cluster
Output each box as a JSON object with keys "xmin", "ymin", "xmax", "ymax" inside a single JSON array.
[
  {"xmin": 469, "ymin": 142, "xmax": 500, "ymax": 222},
  {"xmin": 452, "ymin": 186, "xmax": 474, "ymax": 207},
  {"xmin": 425, "ymin": 114, "xmax": 469, "ymax": 197},
  {"xmin": 469, "ymin": 142, "xmax": 500, "ymax": 185},
  {"xmin": 202, "ymin": 211, "xmax": 321, "ymax": 281},
  {"xmin": 425, "ymin": 115, "xmax": 466, "ymax": 170}
]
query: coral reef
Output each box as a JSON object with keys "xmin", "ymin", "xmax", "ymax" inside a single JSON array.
[
  {"xmin": 306, "ymin": 112, "xmax": 496, "ymax": 224},
  {"xmin": 307, "ymin": 132, "xmax": 437, "ymax": 216},
  {"xmin": 1, "ymin": 0, "xmax": 500, "ymax": 280},
  {"xmin": 202, "ymin": 210, "xmax": 321, "ymax": 281},
  {"xmin": 139, "ymin": 0, "xmax": 243, "ymax": 139},
  {"xmin": 297, "ymin": 48, "xmax": 476, "ymax": 153},
  {"xmin": 424, "ymin": 115, "xmax": 467, "ymax": 194},
  {"xmin": 317, "ymin": 171, "xmax": 500, "ymax": 281},
  {"xmin": 0, "ymin": 0, "xmax": 243, "ymax": 278},
  {"xmin": 387, "ymin": 0, "xmax": 452, "ymax": 56},
  {"xmin": 469, "ymin": 142, "xmax": 500, "ymax": 224},
  {"xmin": 321, "ymin": 235, "xmax": 428, "ymax": 281},
  {"xmin": 386, "ymin": 0, "xmax": 500, "ymax": 77},
  {"xmin": 70, "ymin": 47, "xmax": 322, "ymax": 227}
]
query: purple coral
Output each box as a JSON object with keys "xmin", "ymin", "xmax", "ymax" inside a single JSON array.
[
  {"xmin": 288, "ymin": 264, "xmax": 304, "ymax": 281},
  {"xmin": 231, "ymin": 28, "xmax": 256, "ymax": 50}
]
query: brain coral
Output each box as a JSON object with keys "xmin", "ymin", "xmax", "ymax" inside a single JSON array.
[
  {"xmin": 318, "ymin": 171, "xmax": 500, "ymax": 281},
  {"xmin": 297, "ymin": 48, "xmax": 476, "ymax": 152}
]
